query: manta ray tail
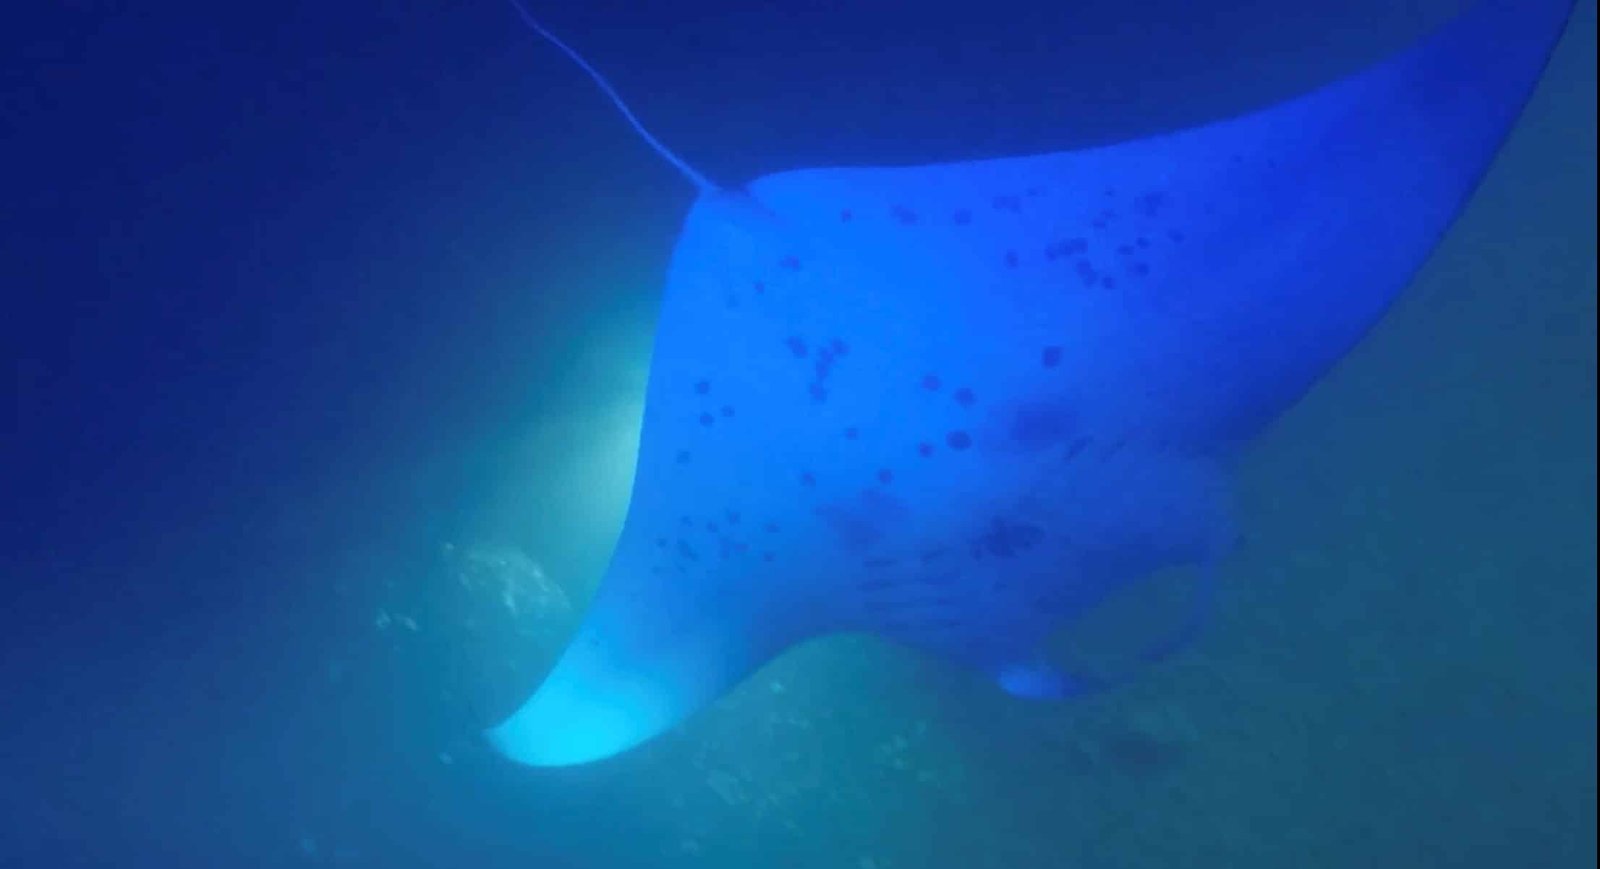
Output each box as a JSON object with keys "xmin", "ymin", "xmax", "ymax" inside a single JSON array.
[{"xmin": 506, "ymin": 0, "xmax": 720, "ymax": 195}]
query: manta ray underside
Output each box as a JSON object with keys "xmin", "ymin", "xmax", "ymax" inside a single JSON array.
[{"xmin": 487, "ymin": 0, "xmax": 1575, "ymax": 767}]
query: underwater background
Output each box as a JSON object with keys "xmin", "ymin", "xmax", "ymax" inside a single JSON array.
[{"xmin": 3, "ymin": 1, "xmax": 1594, "ymax": 866}]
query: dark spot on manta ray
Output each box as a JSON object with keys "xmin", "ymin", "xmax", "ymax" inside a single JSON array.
[
  {"xmin": 1102, "ymin": 276, "xmax": 1119, "ymax": 289},
  {"xmin": 829, "ymin": 338, "xmax": 849, "ymax": 355},
  {"xmin": 761, "ymin": 552, "xmax": 775, "ymax": 562},
  {"xmin": 694, "ymin": 379, "xmax": 710, "ymax": 395},
  {"xmin": 917, "ymin": 442, "xmax": 934, "ymax": 457},
  {"xmin": 818, "ymin": 507, "xmax": 882, "ymax": 550},
  {"xmin": 816, "ymin": 488, "xmax": 907, "ymax": 551},
  {"xmin": 808, "ymin": 383, "xmax": 828, "ymax": 402},
  {"xmin": 1136, "ymin": 191, "xmax": 1168, "ymax": 218},
  {"xmin": 753, "ymin": 279, "xmax": 766, "ymax": 293},
  {"xmin": 1041, "ymin": 346, "xmax": 1062, "ymax": 367},
  {"xmin": 976, "ymin": 516, "xmax": 1045, "ymax": 558},
  {"xmin": 952, "ymin": 208, "xmax": 972, "ymax": 225},
  {"xmin": 763, "ymin": 521, "xmax": 780, "ymax": 533},
  {"xmin": 1131, "ymin": 262, "xmax": 1150, "ymax": 276},
  {"xmin": 839, "ymin": 208, "xmax": 853, "ymax": 222},
  {"xmin": 992, "ymin": 194, "xmax": 1021, "ymax": 212},
  {"xmin": 953, "ymin": 387, "xmax": 976, "ymax": 407},
  {"xmin": 877, "ymin": 468, "xmax": 894, "ymax": 484},
  {"xmin": 1064, "ymin": 436, "xmax": 1091, "ymax": 461},
  {"xmin": 1076, "ymin": 260, "xmax": 1098, "ymax": 286},
  {"xmin": 725, "ymin": 509, "xmax": 741, "ymax": 524},
  {"xmin": 779, "ymin": 254, "xmax": 801, "ymax": 271},
  {"xmin": 1011, "ymin": 402, "xmax": 1074, "ymax": 450},
  {"xmin": 785, "ymin": 336, "xmax": 808, "ymax": 358},
  {"xmin": 1005, "ymin": 250, "xmax": 1019, "ymax": 268},
  {"xmin": 720, "ymin": 405, "xmax": 735, "ymax": 417},
  {"xmin": 947, "ymin": 430, "xmax": 973, "ymax": 450},
  {"xmin": 698, "ymin": 412, "xmax": 714, "ymax": 426},
  {"xmin": 1045, "ymin": 237, "xmax": 1090, "ymax": 261},
  {"xmin": 675, "ymin": 449, "xmax": 691, "ymax": 464},
  {"xmin": 890, "ymin": 205, "xmax": 919, "ymax": 224},
  {"xmin": 921, "ymin": 374, "xmax": 942, "ymax": 391},
  {"xmin": 705, "ymin": 521, "xmax": 718, "ymax": 533},
  {"xmin": 676, "ymin": 540, "xmax": 699, "ymax": 561},
  {"xmin": 843, "ymin": 426, "xmax": 859, "ymax": 440},
  {"xmin": 655, "ymin": 537, "xmax": 667, "ymax": 548}
]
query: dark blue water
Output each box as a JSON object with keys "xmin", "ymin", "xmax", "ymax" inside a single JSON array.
[{"xmin": 4, "ymin": 2, "xmax": 1593, "ymax": 866}]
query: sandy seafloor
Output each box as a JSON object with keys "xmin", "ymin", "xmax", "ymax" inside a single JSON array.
[{"xmin": 2, "ymin": 1, "xmax": 1594, "ymax": 867}]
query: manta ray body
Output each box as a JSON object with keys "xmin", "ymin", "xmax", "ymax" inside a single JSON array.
[{"xmin": 489, "ymin": 0, "xmax": 1575, "ymax": 767}]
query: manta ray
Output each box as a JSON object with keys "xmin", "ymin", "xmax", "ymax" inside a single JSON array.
[{"xmin": 487, "ymin": 0, "xmax": 1575, "ymax": 767}]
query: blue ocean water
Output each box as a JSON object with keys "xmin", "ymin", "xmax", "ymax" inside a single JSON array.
[{"xmin": 2, "ymin": 2, "xmax": 1593, "ymax": 867}]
